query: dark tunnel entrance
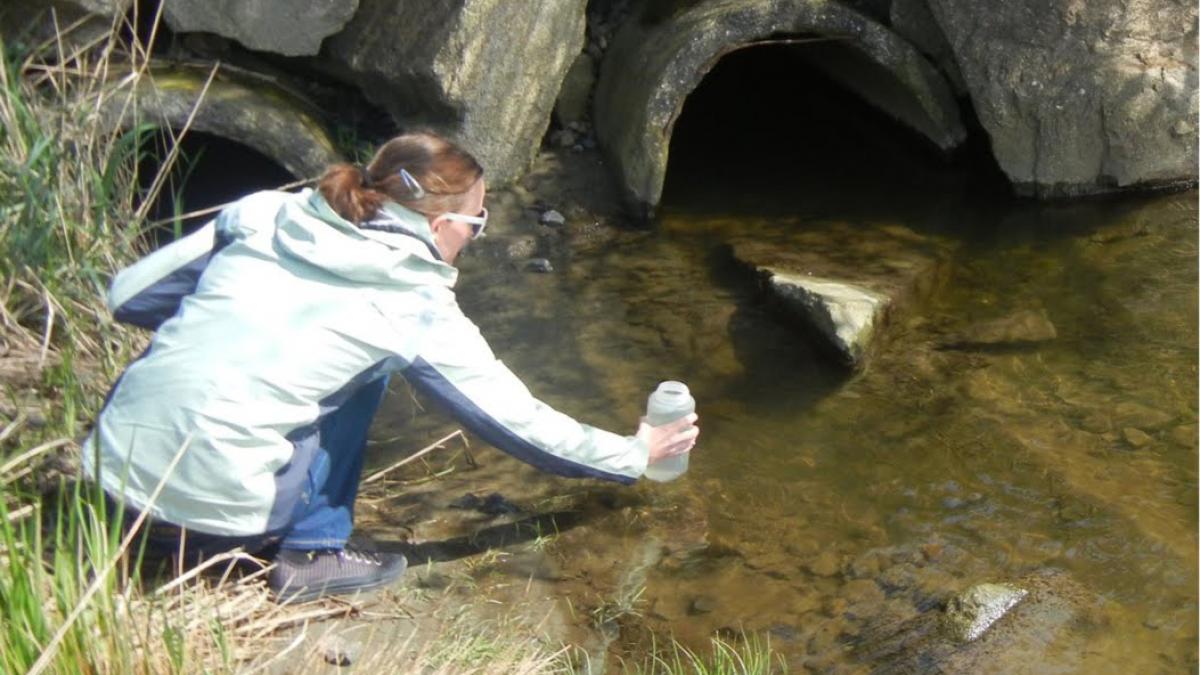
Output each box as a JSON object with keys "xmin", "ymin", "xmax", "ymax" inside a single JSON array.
[
  {"xmin": 661, "ymin": 43, "xmax": 1011, "ymax": 223},
  {"xmin": 137, "ymin": 130, "xmax": 297, "ymax": 243}
]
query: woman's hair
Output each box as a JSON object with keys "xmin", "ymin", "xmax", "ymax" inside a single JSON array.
[{"xmin": 318, "ymin": 131, "xmax": 484, "ymax": 224}]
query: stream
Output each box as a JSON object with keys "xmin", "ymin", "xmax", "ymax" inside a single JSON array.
[
  {"xmin": 362, "ymin": 171, "xmax": 1196, "ymax": 672},
  {"xmin": 359, "ymin": 63, "xmax": 1197, "ymax": 669}
]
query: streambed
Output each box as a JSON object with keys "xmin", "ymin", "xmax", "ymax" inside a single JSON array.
[{"xmin": 361, "ymin": 165, "xmax": 1196, "ymax": 671}]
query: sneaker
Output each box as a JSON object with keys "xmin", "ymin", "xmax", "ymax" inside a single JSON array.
[{"xmin": 268, "ymin": 545, "xmax": 407, "ymax": 603}]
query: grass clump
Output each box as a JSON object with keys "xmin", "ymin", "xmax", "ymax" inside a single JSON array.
[{"xmin": 636, "ymin": 633, "xmax": 786, "ymax": 674}]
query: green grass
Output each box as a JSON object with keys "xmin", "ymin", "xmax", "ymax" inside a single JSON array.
[{"xmin": 634, "ymin": 633, "xmax": 787, "ymax": 674}]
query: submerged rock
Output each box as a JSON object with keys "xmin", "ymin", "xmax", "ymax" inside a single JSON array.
[
  {"xmin": 764, "ymin": 272, "xmax": 888, "ymax": 367},
  {"xmin": 728, "ymin": 222, "xmax": 953, "ymax": 370},
  {"xmin": 942, "ymin": 582, "xmax": 1028, "ymax": 642},
  {"xmin": 940, "ymin": 309, "xmax": 1058, "ymax": 349},
  {"xmin": 854, "ymin": 568, "xmax": 1105, "ymax": 674}
]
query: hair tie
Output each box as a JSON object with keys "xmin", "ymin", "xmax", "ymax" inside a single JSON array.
[{"xmin": 397, "ymin": 168, "xmax": 426, "ymax": 199}]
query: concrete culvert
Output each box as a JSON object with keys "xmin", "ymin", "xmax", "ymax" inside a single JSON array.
[
  {"xmin": 99, "ymin": 63, "xmax": 342, "ymax": 230},
  {"xmin": 659, "ymin": 42, "xmax": 1011, "ymax": 218},
  {"xmin": 134, "ymin": 129, "xmax": 299, "ymax": 239},
  {"xmin": 593, "ymin": 0, "xmax": 966, "ymax": 217}
]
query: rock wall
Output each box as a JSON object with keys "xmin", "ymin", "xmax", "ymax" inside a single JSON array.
[
  {"xmin": 324, "ymin": 0, "xmax": 587, "ymax": 187},
  {"xmin": 162, "ymin": 0, "xmax": 358, "ymax": 57},
  {"xmin": 5, "ymin": 0, "xmax": 1194, "ymax": 199},
  {"xmin": 925, "ymin": 0, "xmax": 1198, "ymax": 196}
]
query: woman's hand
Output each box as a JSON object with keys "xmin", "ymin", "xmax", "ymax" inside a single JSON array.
[{"xmin": 637, "ymin": 413, "xmax": 700, "ymax": 465}]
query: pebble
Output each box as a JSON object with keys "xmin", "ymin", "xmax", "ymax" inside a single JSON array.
[
  {"xmin": 847, "ymin": 553, "xmax": 882, "ymax": 579},
  {"xmin": 805, "ymin": 550, "xmax": 842, "ymax": 578},
  {"xmin": 523, "ymin": 258, "xmax": 554, "ymax": 273},
  {"xmin": 1113, "ymin": 401, "xmax": 1173, "ymax": 430},
  {"xmin": 768, "ymin": 624, "xmax": 801, "ymax": 643},
  {"xmin": 550, "ymin": 129, "xmax": 577, "ymax": 148},
  {"xmin": 1122, "ymin": 427, "xmax": 1153, "ymax": 448},
  {"xmin": 319, "ymin": 635, "xmax": 356, "ymax": 666},
  {"xmin": 539, "ymin": 209, "xmax": 567, "ymax": 227}
]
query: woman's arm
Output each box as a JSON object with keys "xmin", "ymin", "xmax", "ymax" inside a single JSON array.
[
  {"xmin": 108, "ymin": 221, "xmax": 217, "ymax": 330},
  {"xmin": 399, "ymin": 301, "xmax": 654, "ymax": 483}
]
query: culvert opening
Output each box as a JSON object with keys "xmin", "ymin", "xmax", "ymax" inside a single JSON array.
[
  {"xmin": 661, "ymin": 42, "xmax": 1010, "ymax": 219},
  {"xmin": 136, "ymin": 129, "xmax": 297, "ymax": 243}
]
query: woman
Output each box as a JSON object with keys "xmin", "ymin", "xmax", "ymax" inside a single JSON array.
[{"xmin": 85, "ymin": 132, "xmax": 699, "ymax": 603}]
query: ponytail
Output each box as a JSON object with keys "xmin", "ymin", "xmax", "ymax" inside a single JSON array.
[{"xmin": 317, "ymin": 163, "xmax": 388, "ymax": 224}]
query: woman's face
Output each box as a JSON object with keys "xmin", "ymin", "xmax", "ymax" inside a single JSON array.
[{"xmin": 429, "ymin": 177, "xmax": 486, "ymax": 265}]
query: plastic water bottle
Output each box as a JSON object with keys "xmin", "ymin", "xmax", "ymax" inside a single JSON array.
[{"xmin": 642, "ymin": 381, "xmax": 696, "ymax": 482}]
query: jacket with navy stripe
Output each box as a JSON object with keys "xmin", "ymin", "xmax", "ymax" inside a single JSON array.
[{"xmin": 84, "ymin": 189, "xmax": 649, "ymax": 537}]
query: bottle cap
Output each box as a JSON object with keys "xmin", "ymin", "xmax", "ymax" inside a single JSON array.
[{"xmin": 656, "ymin": 381, "xmax": 689, "ymax": 396}]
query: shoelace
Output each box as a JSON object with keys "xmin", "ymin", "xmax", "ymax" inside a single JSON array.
[{"xmin": 339, "ymin": 546, "xmax": 383, "ymax": 566}]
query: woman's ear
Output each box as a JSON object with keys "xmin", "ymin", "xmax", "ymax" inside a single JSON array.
[{"xmin": 428, "ymin": 214, "xmax": 447, "ymax": 235}]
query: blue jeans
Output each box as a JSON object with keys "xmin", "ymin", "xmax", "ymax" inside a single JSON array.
[
  {"xmin": 279, "ymin": 376, "xmax": 388, "ymax": 551},
  {"xmin": 108, "ymin": 377, "xmax": 387, "ymax": 560}
]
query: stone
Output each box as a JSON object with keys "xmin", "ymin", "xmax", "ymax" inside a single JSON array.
[
  {"xmin": 765, "ymin": 272, "xmax": 888, "ymax": 367},
  {"xmin": 1121, "ymin": 427, "xmax": 1153, "ymax": 448},
  {"xmin": 727, "ymin": 223, "xmax": 953, "ymax": 370},
  {"xmin": 539, "ymin": 209, "xmax": 567, "ymax": 227},
  {"xmin": 687, "ymin": 595, "xmax": 717, "ymax": 615},
  {"xmin": 319, "ymin": 634, "xmax": 358, "ymax": 666},
  {"xmin": 162, "ymin": 0, "xmax": 358, "ymax": 57},
  {"xmin": 942, "ymin": 309, "xmax": 1058, "ymax": 348},
  {"xmin": 854, "ymin": 569, "xmax": 1104, "ymax": 672},
  {"xmin": 805, "ymin": 550, "xmax": 842, "ymax": 578},
  {"xmin": 593, "ymin": 0, "xmax": 965, "ymax": 215},
  {"xmin": 1169, "ymin": 425, "xmax": 1197, "ymax": 448},
  {"xmin": 1112, "ymin": 401, "xmax": 1174, "ymax": 430},
  {"xmin": 326, "ymin": 0, "xmax": 587, "ymax": 187},
  {"xmin": 554, "ymin": 51, "xmax": 596, "ymax": 126},
  {"xmin": 925, "ymin": 0, "xmax": 1198, "ymax": 196},
  {"xmin": 550, "ymin": 129, "xmax": 578, "ymax": 148},
  {"xmin": 504, "ymin": 236, "xmax": 538, "ymax": 260},
  {"xmin": 942, "ymin": 582, "xmax": 1028, "ymax": 642},
  {"xmin": 523, "ymin": 258, "xmax": 554, "ymax": 273}
]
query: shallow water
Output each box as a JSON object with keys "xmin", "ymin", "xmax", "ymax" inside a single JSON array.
[
  {"xmin": 365, "ymin": 53, "xmax": 1196, "ymax": 667},
  {"xmin": 387, "ymin": 171, "xmax": 1196, "ymax": 671}
]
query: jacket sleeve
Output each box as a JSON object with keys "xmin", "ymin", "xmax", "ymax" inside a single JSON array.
[
  {"xmin": 108, "ymin": 221, "xmax": 217, "ymax": 330},
  {"xmin": 398, "ymin": 297, "xmax": 649, "ymax": 484}
]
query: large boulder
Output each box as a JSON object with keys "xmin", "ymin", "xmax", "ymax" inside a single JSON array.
[
  {"xmin": 326, "ymin": 0, "xmax": 587, "ymax": 187},
  {"xmin": 926, "ymin": 0, "xmax": 1199, "ymax": 197},
  {"xmin": 593, "ymin": 0, "xmax": 966, "ymax": 215},
  {"xmin": 1, "ymin": 0, "xmax": 131, "ymax": 49},
  {"xmin": 162, "ymin": 0, "xmax": 359, "ymax": 57}
]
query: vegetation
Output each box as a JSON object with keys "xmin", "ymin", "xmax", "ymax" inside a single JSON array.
[{"xmin": 0, "ymin": 10, "xmax": 783, "ymax": 675}]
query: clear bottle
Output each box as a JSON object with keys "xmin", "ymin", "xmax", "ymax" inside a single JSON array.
[{"xmin": 642, "ymin": 381, "xmax": 696, "ymax": 482}]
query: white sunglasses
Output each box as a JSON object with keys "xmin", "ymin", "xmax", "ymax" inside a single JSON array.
[{"xmin": 441, "ymin": 207, "xmax": 488, "ymax": 239}]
